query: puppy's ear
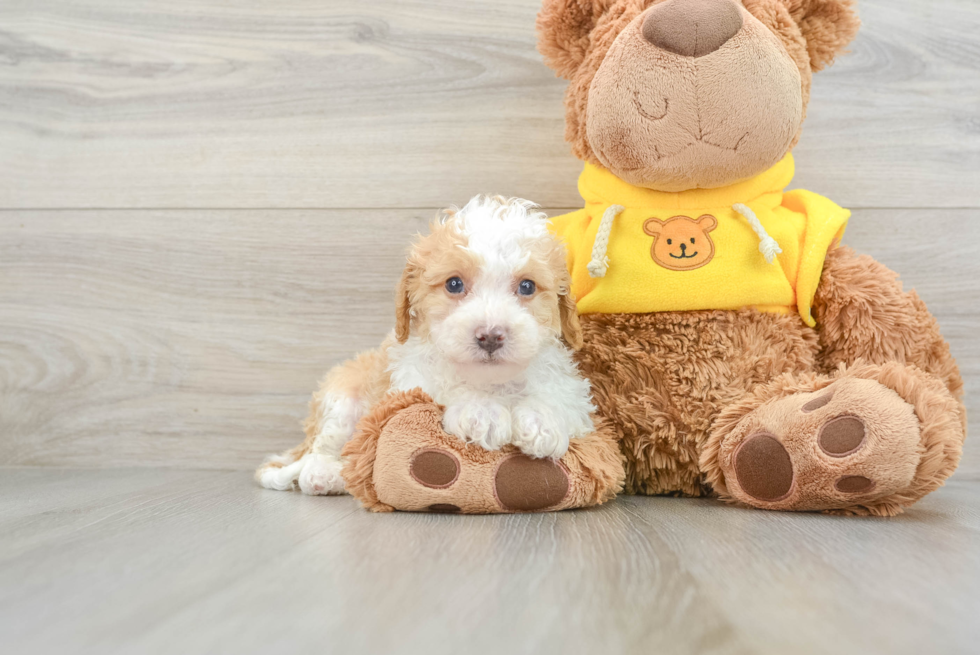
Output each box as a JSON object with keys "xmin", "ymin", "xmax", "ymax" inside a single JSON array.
[
  {"xmin": 549, "ymin": 234, "xmax": 584, "ymax": 349},
  {"xmin": 559, "ymin": 288, "xmax": 584, "ymax": 350},
  {"xmin": 537, "ymin": 0, "xmax": 614, "ymax": 79},
  {"xmin": 782, "ymin": 0, "xmax": 860, "ymax": 72},
  {"xmin": 394, "ymin": 258, "xmax": 420, "ymax": 344}
]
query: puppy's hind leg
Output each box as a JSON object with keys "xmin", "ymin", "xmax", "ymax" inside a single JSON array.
[
  {"xmin": 255, "ymin": 345, "xmax": 391, "ymax": 495},
  {"xmin": 256, "ymin": 390, "xmax": 368, "ymax": 495},
  {"xmin": 296, "ymin": 393, "xmax": 367, "ymax": 495}
]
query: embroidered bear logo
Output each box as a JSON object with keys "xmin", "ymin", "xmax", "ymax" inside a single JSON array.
[{"xmin": 643, "ymin": 215, "xmax": 718, "ymax": 271}]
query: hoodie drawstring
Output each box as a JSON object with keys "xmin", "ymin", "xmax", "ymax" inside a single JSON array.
[
  {"xmin": 732, "ymin": 203, "xmax": 782, "ymax": 264},
  {"xmin": 587, "ymin": 204, "xmax": 624, "ymax": 278}
]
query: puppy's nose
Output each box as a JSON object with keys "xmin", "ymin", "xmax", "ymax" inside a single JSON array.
[
  {"xmin": 680, "ymin": 242, "xmax": 687, "ymax": 251},
  {"xmin": 641, "ymin": 0, "xmax": 743, "ymax": 58},
  {"xmin": 476, "ymin": 327, "xmax": 506, "ymax": 354}
]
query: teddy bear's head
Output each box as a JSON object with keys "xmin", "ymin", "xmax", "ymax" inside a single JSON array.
[{"xmin": 537, "ymin": 0, "xmax": 860, "ymax": 191}]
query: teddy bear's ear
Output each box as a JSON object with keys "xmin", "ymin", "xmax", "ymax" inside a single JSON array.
[
  {"xmin": 696, "ymin": 214, "xmax": 718, "ymax": 232},
  {"xmin": 536, "ymin": 0, "xmax": 614, "ymax": 79},
  {"xmin": 643, "ymin": 218, "xmax": 664, "ymax": 236},
  {"xmin": 783, "ymin": 0, "xmax": 861, "ymax": 72}
]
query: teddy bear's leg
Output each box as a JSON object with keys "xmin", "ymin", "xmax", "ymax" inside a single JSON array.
[
  {"xmin": 343, "ymin": 390, "xmax": 625, "ymax": 513},
  {"xmin": 701, "ymin": 360, "xmax": 965, "ymax": 516},
  {"xmin": 814, "ymin": 246, "xmax": 965, "ymax": 421},
  {"xmin": 702, "ymin": 246, "xmax": 966, "ymax": 515}
]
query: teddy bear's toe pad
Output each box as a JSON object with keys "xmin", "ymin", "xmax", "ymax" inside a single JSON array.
[
  {"xmin": 835, "ymin": 475, "xmax": 874, "ymax": 493},
  {"xmin": 427, "ymin": 503, "xmax": 462, "ymax": 513},
  {"xmin": 719, "ymin": 377, "xmax": 921, "ymax": 511},
  {"xmin": 410, "ymin": 449, "xmax": 459, "ymax": 488},
  {"xmin": 818, "ymin": 416, "xmax": 866, "ymax": 456}
]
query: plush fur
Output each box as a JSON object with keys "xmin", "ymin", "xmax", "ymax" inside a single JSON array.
[
  {"xmin": 537, "ymin": 0, "xmax": 965, "ymax": 514},
  {"xmin": 256, "ymin": 196, "xmax": 602, "ymax": 498}
]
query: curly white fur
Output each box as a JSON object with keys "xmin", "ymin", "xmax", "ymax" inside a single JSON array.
[{"xmin": 389, "ymin": 333, "xmax": 594, "ymax": 458}]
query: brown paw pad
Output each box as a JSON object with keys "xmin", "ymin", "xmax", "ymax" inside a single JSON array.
[
  {"xmin": 494, "ymin": 455, "xmax": 569, "ymax": 511},
  {"xmin": 818, "ymin": 416, "xmax": 866, "ymax": 457},
  {"xmin": 427, "ymin": 503, "xmax": 462, "ymax": 513},
  {"xmin": 835, "ymin": 476, "xmax": 875, "ymax": 493},
  {"xmin": 410, "ymin": 449, "xmax": 460, "ymax": 489},
  {"xmin": 802, "ymin": 389, "xmax": 834, "ymax": 413},
  {"xmin": 734, "ymin": 433, "xmax": 794, "ymax": 502}
]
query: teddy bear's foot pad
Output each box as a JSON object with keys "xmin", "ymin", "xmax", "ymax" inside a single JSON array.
[
  {"xmin": 342, "ymin": 390, "xmax": 622, "ymax": 514},
  {"xmin": 379, "ymin": 436, "xmax": 574, "ymax": 514},
  {"xmin": 732, "ymin": 412, "xmax": 877, "ymax": 502},
  {"xmin": 406, "ymin": 447, "xmax": 570, "ymax": 511},
  {"xmin": 410, "ymin": 449, "xmax": 460, "ymax": 488},
  {"xmin": 494, "ymin": 455, "xmax": 570, "ymax": 511},
  {"xmin": 720, "ymin": 376, "xmax": 922, "ymax": 512}
]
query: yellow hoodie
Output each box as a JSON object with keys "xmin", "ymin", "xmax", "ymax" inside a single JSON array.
[{"xmin": 548, "ymin": 155, "xmax": 850, "ymax": 327}]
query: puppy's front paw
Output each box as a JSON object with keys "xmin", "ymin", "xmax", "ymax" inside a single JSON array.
[
  {"xmin": 443, "ymin": 401, "xmax": 512, "ymax": 451},
  {"xmin": 512, "ymin": 407, "xmax": 569, "ymax": 459}
]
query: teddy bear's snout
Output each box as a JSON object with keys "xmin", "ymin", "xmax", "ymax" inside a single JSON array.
[{"xmin": 642, "ymin": 0, "xmax": 743, "ymax": 58}]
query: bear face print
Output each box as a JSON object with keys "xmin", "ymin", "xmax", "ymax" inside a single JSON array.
[{"xmin": 643, "ymin": 215, "xmax": 717, "ymax": 271}]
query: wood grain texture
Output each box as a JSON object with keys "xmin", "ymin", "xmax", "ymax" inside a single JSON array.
[
  {"xmin": 0, "ymin": 0, "xmax": 978, "ymax": 209},
  {"xmin": 0, "ymin": 209, "xmax": 428, "ymax": 468},
  {"xmin": 1, "ymin": 207, "xmax": 977, "ymax": 476},
  {"xmin": 1, "ymin": 469, "xmax": 977, "ymax": 655}
]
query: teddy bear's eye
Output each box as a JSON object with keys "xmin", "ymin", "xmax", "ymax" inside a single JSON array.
[
  {"xmin": 667, "ymin": 238, "xmax": 672, "ymax": 245},
  {"xmin": 691, "ymin": 238, "xmax": 696, "ymax": 244}
]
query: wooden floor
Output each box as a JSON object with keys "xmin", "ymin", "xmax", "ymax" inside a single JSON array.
[
  {"xmin": 1, "ymin": 469, "xmax": 978, "ymax": 655},
  {"xmin": 1, "ymin": 1, "xmax": 979, "ymax": 652}
]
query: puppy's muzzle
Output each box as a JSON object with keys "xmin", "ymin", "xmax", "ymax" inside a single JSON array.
[{"xmin": 475, "ymin": 327, "xmax": 506, "ymax": 355}]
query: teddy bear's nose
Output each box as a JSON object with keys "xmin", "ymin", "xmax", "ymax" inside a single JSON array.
[{"xmin": 641, "ymin": 0, "xmax": 744, "ymax": 58}]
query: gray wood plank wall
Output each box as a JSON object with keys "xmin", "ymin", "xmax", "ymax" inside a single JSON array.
[{"xmin": 1, "ymin": 0, "xmax": 978, "ymax": 477}]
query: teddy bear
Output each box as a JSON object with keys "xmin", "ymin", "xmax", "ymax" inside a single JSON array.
[
  {"xmin": 338, "ymin": 0, "xmax": 963, "ymax": 516},
  {"xmin": 535, "ymin": 0, "xmax": 966, "ymax": 515}
]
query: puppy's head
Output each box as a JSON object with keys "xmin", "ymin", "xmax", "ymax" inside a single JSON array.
[{"xmin": 395, "ymin": 195, "xmax": 582, "ymax": 384}]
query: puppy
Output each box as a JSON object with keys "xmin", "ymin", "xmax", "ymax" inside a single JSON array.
[{"xmin": 256, "ymin": 196, "xmax": 595, "ymax": 495}]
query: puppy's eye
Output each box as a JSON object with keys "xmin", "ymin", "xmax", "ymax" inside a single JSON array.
[
  {"xmin": 667, "ymin": 238, "xmax": 672, "ymax": 245},
  {"xmin": 518, "ymin": 279, "xmax": 536, "ymax": 296},
  {"xmin": 691, "ymin": 238, "xmax": 696, "ymax": 244},
  {"xmin": 445, "ymin": 276, "xmax": 465, "ymax": 295}
]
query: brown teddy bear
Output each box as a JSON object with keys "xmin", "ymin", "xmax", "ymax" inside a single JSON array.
[{"xmin": 538, "ymin": 0, "xmax": 966, "ymax": 515}]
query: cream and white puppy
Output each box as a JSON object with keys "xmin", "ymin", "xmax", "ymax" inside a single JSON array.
[{"xmin": 256, "ymin": 196, "xmax": 595, "ymax": 495}]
